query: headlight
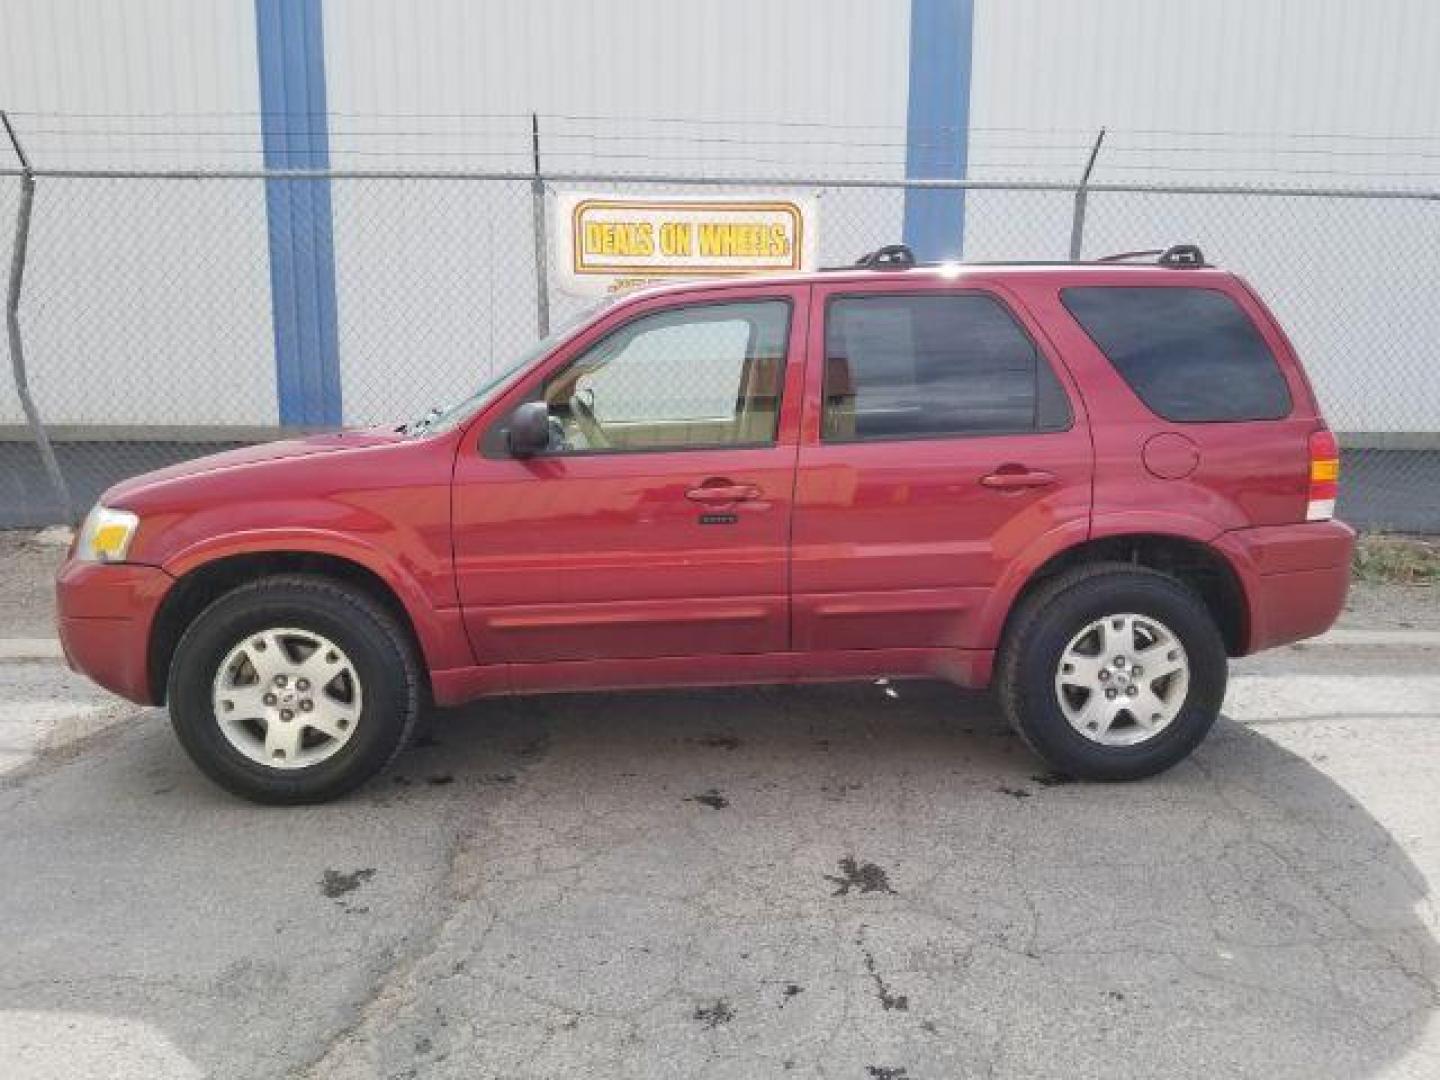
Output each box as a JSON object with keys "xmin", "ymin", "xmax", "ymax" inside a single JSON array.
[{"xmin": 75, "ymin": 506, "xmax": 140, "ymax": 563}]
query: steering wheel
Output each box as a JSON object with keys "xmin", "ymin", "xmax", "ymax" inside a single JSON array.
[{"xmin": 569, "ymin": 388, "xmax": 611, "ymax": 450}]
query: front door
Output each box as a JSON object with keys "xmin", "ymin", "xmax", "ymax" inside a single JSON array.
[
  {"xmin": 452, "ymin": 285, "xmax": 808, "ymax": 664},
  {"xmin": 791, "ymin": 280, "xmax": 1092, "ymax": 653}
]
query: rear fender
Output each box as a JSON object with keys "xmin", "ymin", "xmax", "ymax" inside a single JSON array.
[
  {"xmin": 974, "ymin": 511, "xmax": 1229, "ymax": 653},
  {"xmin": 972, "ymin": 517, "xmax": 1091, "ymax": 651}
]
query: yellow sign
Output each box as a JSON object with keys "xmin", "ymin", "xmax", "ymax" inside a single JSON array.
[{"xmin": 556, "ymin": 192, "xmax": 818, "ymax": 297}]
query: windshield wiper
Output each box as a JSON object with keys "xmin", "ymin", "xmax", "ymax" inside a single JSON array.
[{"xmin": 404, "ymin": 406, "xmax": 443, "ymax": 437}]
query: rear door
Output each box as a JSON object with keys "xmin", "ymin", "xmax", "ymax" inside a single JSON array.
[{"xmin": 791, "ymin": 278, "xmax": 1092, "ymax": 653}]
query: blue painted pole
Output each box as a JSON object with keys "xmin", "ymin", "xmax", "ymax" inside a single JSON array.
[
  {"xmin": 255, "ymin": 0, "xmax": 342, "ymax": 426},
  {"xmin": 902, "ymin": 0, "xmax": 975, "ymax": 261}
]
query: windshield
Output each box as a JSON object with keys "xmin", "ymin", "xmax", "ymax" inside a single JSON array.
[{"xmin": 405, "ymin": 299, "xmax": 614, "ymax": 437}]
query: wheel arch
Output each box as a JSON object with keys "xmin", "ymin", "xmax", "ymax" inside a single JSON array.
[
  {"xmin": 987, "ymin": 529, "xmax": 1248, "ymax": 659},
  {"xmin": 148, "ymin": 548, "xmax": 443, "ymax": 705}
]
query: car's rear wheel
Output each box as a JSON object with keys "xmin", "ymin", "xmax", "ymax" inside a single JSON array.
[
  {"xmin": 996, "ymin": 563, "xmax": 1227, "ymax": 781},
  {"xmin": 168, "ymin": 575, "xmax": 420, "ymax": 804}
]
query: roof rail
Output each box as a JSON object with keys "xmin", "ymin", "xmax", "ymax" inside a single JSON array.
[
  {"xmin": 817, "ymin": 242, "xmax": 1208, "ymax": 274},
  {"xmin": 854, "ymin": 244, "xmax": 917, "ymax": 270},
  {"xmin": 1097, "ymin": 244, "xmax": 1207, "ymax": 268}
]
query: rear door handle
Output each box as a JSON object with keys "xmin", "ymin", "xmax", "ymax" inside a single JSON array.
[
  {"xmin": 686, "ymin": 481, "xmax": 762, "ymax": 504},
  {"xmin": 980, "ymin": 468, "xmax": 1057, "ymax": 490}
]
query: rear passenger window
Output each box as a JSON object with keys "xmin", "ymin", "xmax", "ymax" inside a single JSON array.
[
  {"xmin": 1061, "ymin": 286, "xmax": 1292, "ymax": 422},
  {"xmin": 823, "ymin": 293, "xmax": 1071, "ymax": 441}
]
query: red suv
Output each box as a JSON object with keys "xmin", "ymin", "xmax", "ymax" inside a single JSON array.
[{"xmin": 57, "ymin": 244, "xmax": 1354, "ymax": 803}]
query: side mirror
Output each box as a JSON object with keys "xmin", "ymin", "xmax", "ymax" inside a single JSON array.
[{"xmin": 506, "ymin": 401, "xmax": 551, "ymax": 458}]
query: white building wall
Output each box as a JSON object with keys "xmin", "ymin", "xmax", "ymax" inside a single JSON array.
[
  {"xmin": 0, "ymin": 0, "xmax": 276, "ymax": 428},
  {"xmin": 321, "ymin": 0, "xmax": 913, "ymax": 424},
  {"xmin": 0, "ymin": 1, "xmax": 1436, "ymax": 433},
  {"xmin": 970, "ymin": 0, "xmax": 1440, "ymax": 179},
  {"xmin": 966, "ymin": 0, "xmax": 1440, "ymax": 433}
]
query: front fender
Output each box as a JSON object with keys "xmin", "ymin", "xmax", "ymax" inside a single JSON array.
[{"xmin": 161, "ymin": 528, "xmax": 473, "ymax": 671}]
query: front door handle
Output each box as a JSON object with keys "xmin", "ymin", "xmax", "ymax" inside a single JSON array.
[
  {"xmin": 980, "ymin": 467, "xmax": 1057, "ymax": 490},
  {"xmin": 686, "ymin": 480, "xmax": 761, "ymax": 504}
]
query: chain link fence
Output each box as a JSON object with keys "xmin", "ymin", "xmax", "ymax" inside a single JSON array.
[{"xmin": 3, "ymin": 159, "xmax": 1438, "ymax": 531}]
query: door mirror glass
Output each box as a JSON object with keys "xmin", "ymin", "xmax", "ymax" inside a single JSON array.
[{"xmin": 506, "ymin": 401, "xmax": 552, "ymax": 458}]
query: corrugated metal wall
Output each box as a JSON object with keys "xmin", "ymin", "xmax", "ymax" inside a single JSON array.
[
  {"xmin": 0, "ymin": 0, "xmax": 275, "ymax": 427},
  {"xmin": 325, "ymin": 0, "xmax": 910, "ymax": 173},
  {"xmin": 971, "ymin": 0, "xmax": 1440, "ymax": 183},
  {"xmin": 966, "ymin": 0, "xmax": 1440, "ymax": 434},
  {"xmin": 320, "ymin": 0, "xmax": 912, "ymax": 425},
  {"xmin": 0, "ymin": 0, "xmax": 260, "ymax": 159},
  {"xmin": 2, "ymin": 0, "xmax": 1438, "ymax": 432}
]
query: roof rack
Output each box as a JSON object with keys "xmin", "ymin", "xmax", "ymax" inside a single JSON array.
[
  {"xmin": 1097, "ymin": 244, "xmax": 1207, "ymax": 267},
  {"xmin": 854, "ymin": 244, "xmax": 918, "ymax": 270},
  {"xmin": 823, "ymin": 242, "xmax": 1208, "ymax": 274}
]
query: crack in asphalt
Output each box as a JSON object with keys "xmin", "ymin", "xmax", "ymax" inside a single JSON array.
[
  {"xmin": 294, "ymin": 719, "xmax": 549, "ymax": 1079},
  {"xmin": 860, "ymin": 946, "xmax": 909, "ymax": 1013}
]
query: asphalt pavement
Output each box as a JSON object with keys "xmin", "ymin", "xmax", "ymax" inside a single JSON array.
[{"xmin": 1, "ymin": 576, "xmax": 1439, "ymax": 1078}]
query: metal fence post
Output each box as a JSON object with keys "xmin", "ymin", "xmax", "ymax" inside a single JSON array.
[
  {"xmin": 1068, "ymin": 127, "xmax": 1107, "ymax": 260},
  {"xmin": 3, "ymin": 111, "xmax": 73, "ymax": 523},
  {"xmin": 530, "ymin": 112, "xmax": 550, "ymax": 338}
]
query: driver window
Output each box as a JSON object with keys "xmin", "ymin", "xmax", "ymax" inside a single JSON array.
[{"xmin": 541, "ymin": 300, "xmax": 790, "ymax": 453}]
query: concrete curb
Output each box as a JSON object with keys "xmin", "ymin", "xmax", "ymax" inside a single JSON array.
[
  {"xmin": 1305, "ymin": 629, "xmax": 1440, "ymax": 648},
  {"xmin": 0, "ymin": 639, "xmax": 65, "ymax": 661}
]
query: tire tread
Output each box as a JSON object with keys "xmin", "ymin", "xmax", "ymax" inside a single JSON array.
[
  {"xmin": 996, "ymin": 561, "xmax": 1225, "ymax": 780},
  {"xmin": 167, "ymin": 574, "xmax": 422, "ymax": 803}
]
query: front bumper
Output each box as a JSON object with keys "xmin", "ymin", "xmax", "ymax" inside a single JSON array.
[
  {"xmin": 56, "ymin": 560, "xmax": 174, "ymax": 704},
  {"xmin": 1214, "ymin": 519, "xmax": 1356, "ymax": 654}
]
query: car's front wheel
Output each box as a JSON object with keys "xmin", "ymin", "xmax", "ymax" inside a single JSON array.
[
  {"xmin": 996, "ymin": 563, "xmax": 1228, "ymax": 781},
  {"xmin": 167, "ymin": 575, "xmax": 421, "ymax": 804}
]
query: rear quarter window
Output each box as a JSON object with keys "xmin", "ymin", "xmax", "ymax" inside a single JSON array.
[{"xmin": 1060, "ymin": 286, "xmax": 1292, "ymax": 422}]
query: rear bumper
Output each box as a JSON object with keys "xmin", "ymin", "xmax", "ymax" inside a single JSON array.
[
  {"xmin": 56, "ymin": 560, "xmax": 173, "ymax": 704},
  {"xmin": 1214, "ymin": 520, "xmax": 1356, "ymax": 654}
]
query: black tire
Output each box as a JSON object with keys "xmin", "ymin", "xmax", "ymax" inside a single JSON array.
[
  {"xmin": 167, "ymin": 575, "xmax": 421, "ymax": 804},
  {"xmin": 996, "ymin": 562, "xmax": 1227, "ymax": 781}
]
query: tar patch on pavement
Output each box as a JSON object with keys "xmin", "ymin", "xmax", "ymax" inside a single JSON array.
[
  {"xmin": 693, "ymin": 999, "xmax": 735, "ymax": 1028},
  {"xmin": 685, "ymin": 788, "xmax": 729, "ymax": 810},
  {"xmin": 867, "ymin": 1068, "xmax": 909, "ymax": 1080},
  {"xmin": 1031, "ymin": 772, "xmax": 1075, "ymax": 787},
  {"xmin": 997, "ymin": 785, "xmax": 1032, "ymax": 799},
  {"xmin": 861, "ymin": 948, "xmax": 909, "ymax": 1011},
  {"xmin": 780, "ymin": 983, "xmax": 803, "ymax": 1007},
  {"xmin": 695, "ymin": 733, "xmax": 741, "ymax": 750},
  {"xmin": 825, "ymin": 856, "xmax": 895, "ymax": 896},
  {"xmin": 321, "ymin": 867, "xmax": 376, "ymax": 899},
  {"xmin": 426, "ymin": 774, "xmax": 455, "ymax": 786}
]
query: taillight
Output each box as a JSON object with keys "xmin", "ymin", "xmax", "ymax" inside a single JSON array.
[{"xmin": 1307, "ymin": 428, "xmax": 1339, "ymax": 521}]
